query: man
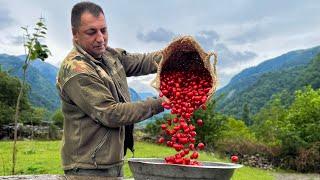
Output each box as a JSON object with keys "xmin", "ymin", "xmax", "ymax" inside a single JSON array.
[{"xmin": 56, "ymin": 1, "xmax": 164, "ymax": 179}]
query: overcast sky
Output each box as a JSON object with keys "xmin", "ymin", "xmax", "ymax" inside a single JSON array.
[{"xmin": 1, "ymin": 0, "xmax": 320, "ymax": 93}]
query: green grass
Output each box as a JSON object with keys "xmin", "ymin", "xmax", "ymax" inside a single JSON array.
[{"xmin": 0, "ymin": 141, "xmax": 274, "ymax": 179}]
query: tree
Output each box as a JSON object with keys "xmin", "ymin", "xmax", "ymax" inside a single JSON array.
[
  {"xmin": 52, "ymin": 109, "xmax": 64, "ymax": 129},
  {"xmin": 251, "ymin": 94, "xmax": 289, "ymax": 146},
  {"xmin": 279, "ymin": 86, "xmax": 320, "ymax": 172},
  {"xmin": 242, "ymin": 103, "xmax": 252, "ymax": 126},
  {"xmin": 12, "ymin": 17, "xmax": 51, "ymax": 175},
  {"xmin": 0, "ymin": 71, "xmax": 30, "ymax": 127},
  {"xmin": 284, "ymin": 86, "xmax": 320, "ymax": 148},
  {"xmin": 221, "ymin": 117, "xmax": 255, "ymax": 141}
]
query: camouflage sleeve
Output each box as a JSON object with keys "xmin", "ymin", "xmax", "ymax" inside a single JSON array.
[
  {"xmin": 63, "ymin": 74, "xmax": 164, "ymax": 128},
  {"xmin": 115, "ymin": 48, "xmax": 162, "ymax": 77}
]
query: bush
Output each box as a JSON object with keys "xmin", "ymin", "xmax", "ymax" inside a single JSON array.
[
  {"xmin": 220, "ymin": 117, "xmax": 256, "ymax": 142},
  {"xmin": 51, "ymin": 109, "xmax": 64, "ymax": 128},
  {"xmin": 216, "ymin": 138, "xmax": 280, "ymax": 158},
  {"xmin": 215, "ymin": 138, "xmax": 281, "ymax": 170},
  {"xmin": 48, "ymin": 124, "xmax": 61, "ymax": 140},
  {"xmin": 280, "ymin": 142, "xmax": 320, "ymax": 173},
  {"xmin": 296, "ymin": 142, "xmax": 320, "ymax": 173},
  {"xmin": 250, "ymin": 86, "xmax": 320, "ymax": 172}
]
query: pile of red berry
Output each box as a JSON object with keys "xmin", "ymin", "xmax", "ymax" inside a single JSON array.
[{"xmin": 157, "ymin": 65, "xmax": 213, "ymax": 165}]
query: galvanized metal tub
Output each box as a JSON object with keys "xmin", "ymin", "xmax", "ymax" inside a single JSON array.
[{"xmin": 128, "ymin": 158, "xmax": 243, "ymax": 180}]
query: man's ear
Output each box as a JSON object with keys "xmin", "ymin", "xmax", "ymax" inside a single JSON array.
[{"xmin": 72, "ymin": 28, "xmax": 78, "ymax": 42}]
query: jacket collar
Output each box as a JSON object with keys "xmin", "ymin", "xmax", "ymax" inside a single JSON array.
[{"xmin": 73, "ymin": 41, "xmax": 116, "ymax": 66}]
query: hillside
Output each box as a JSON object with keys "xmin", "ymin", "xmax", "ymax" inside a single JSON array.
[
  {"xmin": 216, "ymin": 48, "xmax": 320, "ymax": 118},
  {"xmin": 0, "ymin": 54, "xmax": 60, "ymax": 112},
  {"xmin": 217, "ymin": 45, "xmax": 320, "ymax": 97}
]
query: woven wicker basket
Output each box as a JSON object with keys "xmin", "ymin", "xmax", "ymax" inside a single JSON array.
[{"xmin": 151, "ymin": 35, "xmax": 218, "ymax": 101}]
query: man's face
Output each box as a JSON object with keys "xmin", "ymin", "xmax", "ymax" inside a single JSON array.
[{"xmin": 73, "ymin": 12, "xmax": 108, "ymax": 58}]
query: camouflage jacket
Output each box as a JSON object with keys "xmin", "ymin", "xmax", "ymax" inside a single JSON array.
[{"xmin": 56, "ymin": 43, "xmax": 164, "ymax": 170}]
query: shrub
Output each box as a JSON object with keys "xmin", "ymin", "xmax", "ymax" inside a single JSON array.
[{"xmin": 295, "ymin": 142, "xmax": 320, "ymax": 173}]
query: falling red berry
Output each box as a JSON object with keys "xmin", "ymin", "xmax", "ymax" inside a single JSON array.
[
  {"xmin": 197, "ymin": 119, "xmax": 204, "ymax": 126},
  {"xmin": 231, "ymin": 155, "xmax": 239, "ymax": 163},
  {"xmin": 197, "ymin": 143, "xmax": 205, "ymax": 150},
  {"xmin": 158, "ymin": 55, "xmax": 214, "ymax": 166}
]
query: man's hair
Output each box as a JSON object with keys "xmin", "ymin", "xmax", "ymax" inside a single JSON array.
[{"xmin": 71, "ymin": 1, "xmax": 104, "ymax": 30}]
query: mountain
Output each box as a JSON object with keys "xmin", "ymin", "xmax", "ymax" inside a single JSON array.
[
  {"xmin": 139, "ymin": 92, "xmax": 156, "ymax": 100},
  {"xmin": 129, "ymin": 88, "xmax": 142, "ymax": 101},
  {"xmin": 18, "ymin": 55, "xmax": 58, "ymax": 85},
  {"xmin": 216, "ymin": 46, "xmax": 320, "ymax": 118},
  {"xmin": 0, "ymin": 54, "xmax": 60, "ymax": 112}
]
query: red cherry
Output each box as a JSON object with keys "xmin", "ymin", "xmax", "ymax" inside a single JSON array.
[
  {"xmin": 190, "ymin": 151, "xmax": 199, "ymax": 159},
  {"xmin": 180, "ymin": 151, "xmax": 186, "ymax": 157},
  {"xmin": 180, "ymin": 122, "xmax": 188, "ymax": 129},
  {"xmin": 197, "ymin": 119, "xmax": 204, "ymax": 126},
  {"xmin": 190, "ymin": 131, "xmax": 197, "ymax": 137},
  {"xmin": 171, "ymin": 137, "xmax": 177, "ymax": 142},
  {"xmin": 166, "ymin": 141, "xmax": 173, "ymax": 147},
  {"xmin": 179, "ymin": 137, "xmax": 188, "ymax": 144},
  {"xmin": 162, "ymin": 89, "xmax": 169, "ymax": 96},
  {"xmin": 189, "ymin": 144, "xmax": 195, "ymax": 150},
  {"xmin": 183, "ymin": 148, "xmax": 190, "ymax": 155},
  {"xmin": 161, "ymin": 124, "xmax": 167, "ymax": 130},
  {"xmin": 197, "ymin": 143, "xmax": 205, "ymax": 150},
  {"xmin": 189, "ymin": 137, "xmax": 196, "ymax": 143},
  {"xmin": 175, "ymin": 158, "xmax": 183, "ymax": 164},
  {"xmin": 167, "ymin": 119, "xmax": 172, "ymax": 126},
  {"xmin": 189, "ymin": 125, "xmax": 196, "ymax": 131},
  {"xmin": 183, "ymin": 158, "xmax": 191, "ymax": 165},
  {"xmin": 174, "ymin": 125, "xmax": 180, "ymax": 131},
  {"xmin": 175, "ymin": 154, "xmax": 182, "ymax": 159},
  {"xmin": 158, "ymin": 137, "xmax": 165, "ymax": 144},
  {"xmin": 173, "ymin": 144, "xmax": 183, "ymax": 151},
  {"xmin": 231, "ymin": 155, "xmax": 239, "ymax": 163},
  {"xmin": 179, "ymin": 118, "xmax": 185, "ymax": 123}
]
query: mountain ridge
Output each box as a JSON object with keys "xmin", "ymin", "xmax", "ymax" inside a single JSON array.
[{"xmin": 215, "ymin": 45, "xmax": 320, "ymax": 118}]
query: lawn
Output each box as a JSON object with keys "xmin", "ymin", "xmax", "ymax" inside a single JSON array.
[{"xmin": 0, "ymin": 141, "xmax": 274, "ymax": 179}]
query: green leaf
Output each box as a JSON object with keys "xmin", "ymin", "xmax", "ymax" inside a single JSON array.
[
  {"xmin": 29, "ymin": 51, "xmax": 37, "ymax": 60},
  {"xmin": 36, "ymin": 21, "xmax": 44, "ymax": 27},
  {"xmin": 22, "ymin": 64, "xmax": 28, "ymax": 70},
  {"xmin": 33, "ymin": 34, "xmax": 45, "ymax": 38}
]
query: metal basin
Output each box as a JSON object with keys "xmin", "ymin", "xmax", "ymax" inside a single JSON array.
[{"xmin": 128, "ymin": 158, "xmax": 243, "ymax": 180}]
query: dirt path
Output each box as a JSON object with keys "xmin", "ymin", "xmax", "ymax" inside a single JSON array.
[{"xmin": 273, "ymin": 172, "xmax": 320, "ymax": 180}]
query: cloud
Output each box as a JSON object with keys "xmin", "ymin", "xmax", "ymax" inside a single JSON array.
[
  {"xmin": 127, "ymin": 74, "xmax": 157, "ymax": 94},
  {"xmin": 136, "ymin": 27, "xmax": 176, "ymax": 43},
  {"xmin": 215, "ymin": 43, "xmax": 257, "ymax": 66},
  {"xmin": 0, "ymin": 6, "xmax": 13, "ymax": 29},
  {"xmin": 7, "ymin": 35, "xmax": 24, "ymax": 45},
  {"xmin": 195, "ymin": 30, "xmax": 220, "ymax": 50},
  {"xmin": 192, "ymin": 31, "xmax": 257, "ymax": 67},
  {"xmin": 227, "ymin": 17, "xmax": 275, "ymax": 44}
]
